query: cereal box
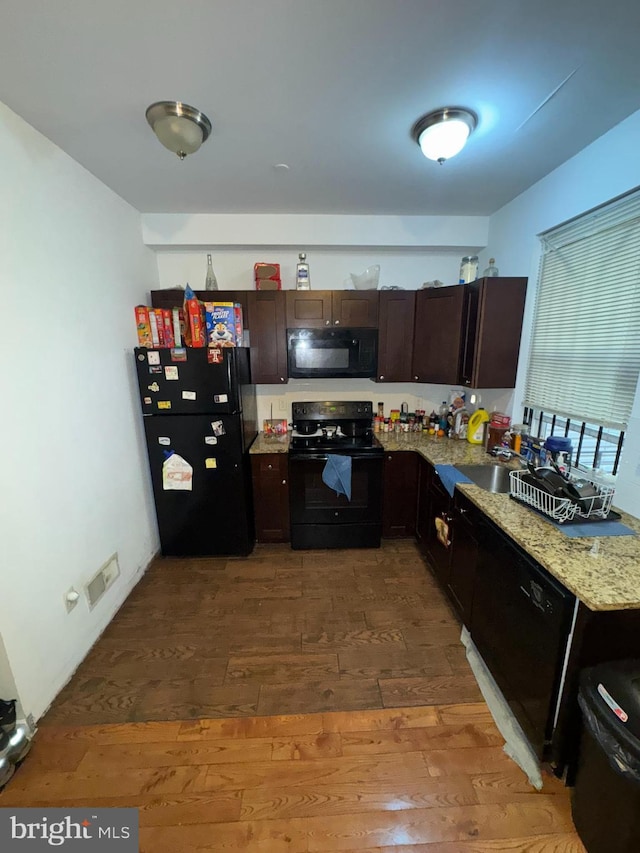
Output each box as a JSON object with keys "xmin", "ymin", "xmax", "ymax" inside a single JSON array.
[
  {"xmin": 234, "ymin": 303, "xmax": 244, "ymax": 346},
  {"xmin": 205, "ymin": 302, "xmax": 237, "ymax": 348},
  {"xmin": 134, "ymin": 305, "xmax": 153, "ymax": 348},
  {"xmin": 153, "ymin": 309, "xmax": 166, "ymax": 347},
  {"xmin": 162, "ymin": 309, "xmax": 175, "ymax": 348},
  {"xmin": 186, "ymin": 298, "xmax": 206, "ymax": 347}
]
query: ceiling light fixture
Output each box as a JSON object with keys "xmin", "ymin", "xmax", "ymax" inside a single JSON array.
[
  {"xmin": 145, "ymin": 101, "xmax": 212, "ymax": 160},
  {"xmin": 412, "ymin": 107, "xmax": 477, "ymax": 165}
]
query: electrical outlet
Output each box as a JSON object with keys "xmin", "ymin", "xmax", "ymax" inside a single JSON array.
[
  {"xmin": 278, "ymin": 398, "xmax": 286, "ymax": 411},
  {"xmin": 64, "ymin": 587, "xmax": 80, "ymax": 613},
  {"xmin": 416, "ymin": 397, "xmax": 424, "ymax": 410}
]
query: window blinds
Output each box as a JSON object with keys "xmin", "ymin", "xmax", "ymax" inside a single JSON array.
[{"xmin": 524, "ymin": 189, "xmax": 640, "ymax": 430}]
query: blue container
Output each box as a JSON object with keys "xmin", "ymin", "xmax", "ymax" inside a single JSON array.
[{"xmin": 544, "ymin": 436, "xmax": 573, "ymax": 471}]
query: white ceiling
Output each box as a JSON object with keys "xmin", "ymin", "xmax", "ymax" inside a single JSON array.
[{"xmin": 1, "ymin": 0, "xmax": 639, "ymax": 216}]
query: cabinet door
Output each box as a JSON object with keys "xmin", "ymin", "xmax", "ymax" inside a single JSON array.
[
  {"xmin": 332, "ymin": 291, "xmax": 379, "ymax": 328},
  {"xmin": 251, "ymin": 454, "xmax": 290, "ymax": 542},
  {"xmin": 448, "ymin": 492, "xmax": 478, "ymax": 625},
  {"xmin": 459, "ymin": 277, "xmax": 527, "ymax": 388},
  {"xmin": 415, "ymin": 456, "xmax": 431, "ymax": 547},
  {"xmin": 412, "ymin": 287, "xmax": 465, "ymax": 384},
  {"xmin": 286, "ymin": 292, "xmax": 333, "ymax": 327},
  {"xmin": 382, "ymin": 451, "xmax": 419, "ymax": 537},
  {"xmin": 377, "ymin": 291, "xmax": 415, "ymax": 381},
  {"xmin": 424, "ymin": 471, "xmax": 453, "ymax": 587},
  {"xmin": 246, "ymin": 292, "xmax": 288, "ymax": 384}
]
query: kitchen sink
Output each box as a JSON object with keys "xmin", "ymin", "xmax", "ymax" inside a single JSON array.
[{"xmin": 455, "ymin": 464, "xmax": 513, "ymax": 494}]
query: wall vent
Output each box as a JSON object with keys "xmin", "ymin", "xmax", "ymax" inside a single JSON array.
[{"xmin": 85, "ymin": 553, "xmax": 120, "ymax": 610}]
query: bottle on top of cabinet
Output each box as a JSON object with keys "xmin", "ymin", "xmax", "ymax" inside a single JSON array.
[
  {"xmin": 205, "ymin": 254, "xmax": 218, "ymax": 291},
  {"xmin": 296, "ymin": 252, "xmax": 310, "ymax": 290},
  {"xmin": 482, "ymin": 258, "xmax": 499, "ymax": 277}
]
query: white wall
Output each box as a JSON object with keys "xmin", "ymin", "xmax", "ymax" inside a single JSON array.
[
  {"xmin": 150, "ymin": 221, "xmax": 513, "ymax": 431},
  {"xmin": 485, "ymin": 108, "xmax": 640, "ymax": 516},
  {"xmin": 0, "ymin": 102, "xmax": 160, "ymax": 720}
]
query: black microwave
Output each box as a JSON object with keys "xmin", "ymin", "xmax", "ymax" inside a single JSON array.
[{"xmin": 286, "ymin": 328, "xmax": 378, "ymax": 379}]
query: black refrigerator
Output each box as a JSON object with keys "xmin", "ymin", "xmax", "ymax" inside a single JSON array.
[{"xmin": 134, "ymin": 346, "xmax": 257, "ymax": 556}]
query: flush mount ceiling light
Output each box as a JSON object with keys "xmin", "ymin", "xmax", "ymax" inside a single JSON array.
[
  {"xmin": 412, "ymin": 107, "xmax": 477, "ymax": 165},
  {"xmin": 145, "ymin": 101, "xmax": 212, "ymax": 160}
]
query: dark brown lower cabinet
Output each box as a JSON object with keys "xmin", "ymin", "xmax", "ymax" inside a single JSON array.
[
  {"xmin": 447, "ymin": 490, "xmax": 479, "ymax": 625},
  {"xmin": 382, "ymin": 451, "xmax": 419, "ymax": 537},
  {"xmin": 415, "ymin": 456, "xmax": 431, "ymax": 547},
  {"xmin": 251, "ymin": 453, "xmax": 290, "ymax": 542},
  {"xmin": 423, "ymin": 467, "xmax": 454, "ymax": 588}
]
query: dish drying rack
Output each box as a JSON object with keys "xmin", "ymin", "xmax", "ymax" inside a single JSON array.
[{"xmin": 509, "ymin": 467, "xmax": 615, "ymax": 523}]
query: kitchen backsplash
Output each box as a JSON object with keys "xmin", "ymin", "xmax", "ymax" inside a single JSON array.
[{"xmin": 255, "ymin": 380, "xmax": 514, "ymax": 428}]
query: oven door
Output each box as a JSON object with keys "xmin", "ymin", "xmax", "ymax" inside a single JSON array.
[
  {"xmin": 287, "ymin": 328, "xmax": 378, "ymax": 379},
  {"xmin": 288, "ymin": 452, "xmax": 383, "ymax": 549}
]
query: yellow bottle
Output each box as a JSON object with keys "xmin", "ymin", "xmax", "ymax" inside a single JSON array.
[{"xmin": 467, "ymin": 407, "xmax": 490, "ymax": 445}]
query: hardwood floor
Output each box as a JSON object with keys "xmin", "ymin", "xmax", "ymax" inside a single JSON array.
[
  {"xmin": 1, "ymin": 705, "xmax": 583, "ymax": 851},
  {"xmin": 39, "ymin": 541, "xmax": 484, "ymax": 725},
  {"xmin": 2, "ymin": 541, "xmax": 584, "ymax": 849}
]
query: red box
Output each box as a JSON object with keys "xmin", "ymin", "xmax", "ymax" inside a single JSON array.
[
  {"xmin": 186, "ymin": 299, "xmax": 206, "ymax": 347},
  {"xmin": 254, "ymin": 262, "xmax": 282, "ymax": 290},
  {"xmin": 153, "ymin": 309, "xmax": 165, "ymax": 347},
  {"xmin": 134, "ymin": 305, "xmax": 153, "ymax": 348},
  {"xmin": 162, "ymin": 309, "xmax": 175, "ymax": 348}
]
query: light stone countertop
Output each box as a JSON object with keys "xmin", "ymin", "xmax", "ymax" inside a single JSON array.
[{"xmin": 250, "ymin": 430, "xmax": 640, "ymax": 612}]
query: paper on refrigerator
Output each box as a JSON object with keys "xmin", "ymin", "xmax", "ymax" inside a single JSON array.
[{"xmin": 162, "ymin": 452, "xmax": 193, "ymax": 491}]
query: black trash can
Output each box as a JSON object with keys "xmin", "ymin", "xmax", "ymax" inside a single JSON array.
[{"xmin": 572, "ymin": 660, "xmax": 640, "ymax": 852}]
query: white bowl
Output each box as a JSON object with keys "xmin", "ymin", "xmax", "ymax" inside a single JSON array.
[{"xmin": 350, "ymin": 265, "xmax": 380, "ymax": 290}]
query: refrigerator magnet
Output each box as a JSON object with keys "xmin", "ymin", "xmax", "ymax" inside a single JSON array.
[
  {"xmin": 148, "ymin": 382, "xmax": 160, "ymax": 392},
  {"xmin": 147, "ymin": 351, "xmax": 161, "ymax": 366},
  {"xmin": 164, "ymin": 366, "xmax": 179, "ymax": 381},
  {"xmin": 214, "ymin": 393, "xmax": 228, "ymax": 403},
  {"xmin": 208, "ymin": 349, "xmax": 223, "ymax": 364},
  {"xmin": 211, "ymin": 420, "xmax": 226, "ymax": 436},
  {"xmin": 205, "ymin": 458, "xmax": 217, "ymax": 469},
  {"xmin": 149, "ymin": 365, "xmax": 162, "ymax": 374},
  {"xmin": 143, "ymin": 397, "xmax": 152, "ymax": 405},
  {"xmin": 204, "ymin": 436, "xmax": 218, "ymax": 445},
  {"xmin": 162, "ymin": 453, "xmax": 193, "ymax": 491},
  {"xmin": 158, "ymin": 401, "xmax": 171, "ymax": 410},
  {"xmin": 171, "ymin": 347, "xmax": 187, "ymax": 362},
  {"xmin": 158, "ymin": 437, "xmax": 171, "ymax": 445},
  {"xmin": 182, "ymin": 390, "xmax": 197, "ymax": 401}
]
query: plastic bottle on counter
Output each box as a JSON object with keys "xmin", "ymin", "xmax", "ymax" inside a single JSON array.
[
  {"xmin": 438, "ymin": 401, "xmax": 449, "ymax": 430},
  {"xmin": 467, "ymin": 407, "xmax": 490, "ymax": 445}
]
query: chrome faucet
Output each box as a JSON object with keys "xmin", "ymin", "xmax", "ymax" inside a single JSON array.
[{"xmin": 490, "ymin": 445, "xmax": 529, "ymax": 467}]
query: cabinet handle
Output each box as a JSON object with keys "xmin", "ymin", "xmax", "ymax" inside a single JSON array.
[
  {"xmin": 282, "ymin": 479, "xmax": 286, "ymax": 484},
  {"xmin": 267, "ymin": 464, "xmax": 273, "ymax": 469},
  {"xmin": 379, "ymin": 375, "xmax": 384, "ymax": 380},
  {"xmin": 414, "ymin": 375, "xmax": 419, "ymax": 380},
  {"xmin": 387, "ymin": 455, "xmax": 392, "ymax": 461},
  {"xmin": 325, "ymin": 320, "xmax": 330, "ymax": 326},
  {"xmin": 459, "ymin": 506, "xmax": 467, "ymax": 514}
]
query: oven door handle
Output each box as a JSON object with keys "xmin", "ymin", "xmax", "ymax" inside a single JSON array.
[{"xmin": 289, "ymin": 452, "xmax": 382, "ymax": 462}]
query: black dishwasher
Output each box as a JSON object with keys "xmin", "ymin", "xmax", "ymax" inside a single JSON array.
[{"xmin": 470, "ymin": 518, "xmax": 576, "ymax": 759}]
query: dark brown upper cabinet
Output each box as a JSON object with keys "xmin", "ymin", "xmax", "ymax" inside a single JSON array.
[
  {"xmin": 458, "ymin": 277, "xmax": 527, "ymax": 389},
  {"xmin": 376, "ymin": 291, "xmax": 416, "ymax": 382},
  {"xmin": 286, "ymin": 291, "xmax": 378, "ymax": 328},
  {"xmin": 411, "ymin": 287, "xmax": 465, "ymax": 384},
  {"xmin": 246, "ymin": 291, "xmax": 288, "ymax": 384}
]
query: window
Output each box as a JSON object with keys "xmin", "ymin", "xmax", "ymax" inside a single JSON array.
[{"xmin": 524, "ymin": 188, "xmax": 640, "ymax": 473}]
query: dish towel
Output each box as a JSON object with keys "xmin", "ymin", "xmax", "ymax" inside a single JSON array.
[
  {"xmin": 435, "ymin": 464, "xmax": 473, "ymax": 498},
  {"xmin": 322, "ymin": 454, "xmax": 352, "ymax": 500},
  {"xmin": 554, "ymin": 520, "xmax": 636, "ymax": 538}
]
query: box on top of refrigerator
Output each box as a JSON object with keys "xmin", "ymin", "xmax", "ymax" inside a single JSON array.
[{"xmin": 205, "ymin": 302, "xmax": 244, "ymax": 348}]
